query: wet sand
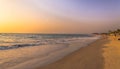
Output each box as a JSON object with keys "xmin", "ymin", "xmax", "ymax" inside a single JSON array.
[
  {"xmin": 37, "ymin": 37, "xmax": 120, "ymax": 69},
  {"xmin": 37, "ymin": 38, "xmax": 106, "ymax": 69}
]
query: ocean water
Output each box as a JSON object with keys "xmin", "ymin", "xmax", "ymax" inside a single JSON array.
[
  {"xmin": 0, "ymin": 33, "xmax": 93, "ymax": 50},
  {"xmin": 0, "ymin": 34, "xmax": 100, "ymax": 69}
]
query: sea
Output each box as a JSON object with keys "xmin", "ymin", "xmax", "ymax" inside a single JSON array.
[
  {"xmin": 0, "ymin": 33, "xmax": 95, "ymax": 50},
  {"xmin": 0, "ymin": 33, "xmax": 100, "ymax": 69}
]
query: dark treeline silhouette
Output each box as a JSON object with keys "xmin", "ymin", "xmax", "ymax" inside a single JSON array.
[{"xmin": 108, "ymin": 29, "xmax": 120, "ymax": 37}]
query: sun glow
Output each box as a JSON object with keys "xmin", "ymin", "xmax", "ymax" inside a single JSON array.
[
  {"xmin": 0, "ymin": 1, "xmax": 41, "ymax": 33},
  {"xmin": 0, "ymin": 0, "xmax": 119, "ymax": 33}
]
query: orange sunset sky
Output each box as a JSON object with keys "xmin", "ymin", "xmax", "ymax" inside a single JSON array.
[{"xmin": 0, "ymin": 0, "xmax": 120, "ymax": 33}]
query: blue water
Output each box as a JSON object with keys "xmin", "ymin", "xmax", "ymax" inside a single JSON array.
[{"xmin": 0, "ymin": 33, "xmax": 93, "ymax": 50}]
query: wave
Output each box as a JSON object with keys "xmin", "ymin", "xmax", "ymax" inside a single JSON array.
[
  {"xmin": 0, "ymin": 44, "xmax": 41, "ymax": 50},
  {"xmin": 0, "ymin": 34, "xmax": 99, "ymax": 50}
]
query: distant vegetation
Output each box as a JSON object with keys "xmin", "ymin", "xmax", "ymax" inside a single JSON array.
[
  {"xmin": 93, "ymin": 29, "xmax": 120, "ymax": 40},
  {"xmin": 93, "ymin": 29, "xmax": 120, "ymax": 36},
  {"xmin": 108, "ymin": 29, "xmax": 120, "ymax": 36}
]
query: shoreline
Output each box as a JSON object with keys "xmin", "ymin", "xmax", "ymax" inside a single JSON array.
[
  {"xmin": 37, "ymin": 37, "xmax": 107, "ymax": 69},
  {"xmin": 5, "ymin": 36, "xmax": 100, "ymax": 69}
]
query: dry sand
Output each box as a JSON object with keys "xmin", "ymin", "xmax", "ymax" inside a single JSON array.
[
  {"xmin": 36, "ymin": 36, "xmax": 120, "ymax": 69},
  {"xmin": 103, "ymin": 36, "xmax": 120, "ymax": 69}
]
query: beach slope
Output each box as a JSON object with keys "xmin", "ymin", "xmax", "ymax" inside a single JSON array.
[{"xmin": 38, "ymin": 38, "xmax": 108, "ymax": 69}]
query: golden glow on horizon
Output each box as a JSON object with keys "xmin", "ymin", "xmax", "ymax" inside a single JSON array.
[
  {"xmin": 0, "ymin": 0, "xmax": 119, "ymax": 33},
  {"xmin": 0, "ymin": 0, "xmax": 46, "ymax": 33}
]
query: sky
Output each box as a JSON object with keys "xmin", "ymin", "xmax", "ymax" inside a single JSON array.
[{"xmin": 0, "ymin": 0, "xmax": 120, "ymax": 33}]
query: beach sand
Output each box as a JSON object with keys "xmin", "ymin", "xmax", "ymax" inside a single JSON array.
[
  {"xmin": 37, "ymin": 36, "xmax": 120, "ymax": 69},
  {"xmin": 103, "ymin": 36, "xmax": 120, "ymax": 69}
]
